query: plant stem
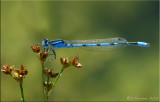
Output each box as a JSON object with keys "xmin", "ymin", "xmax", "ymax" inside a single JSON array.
[
  {"xmin": 10, "ymin": 74, "xmax": 13, "ymax": 77},
  {"xmin": 41, "ymin": 61, "xmax": 45, "ymax": 84},
  {"xmin": 41, "ymin": 61, "xmax": 46, "ymax": 101},
  {"xmin": 10, "ymin": 73, "xmax": 25, "ymax": 102},
  {"xmin": 46, "ymin": 78, "xmax": 49, "ymax": 101},
  {"xmin": 52, "ymin": 68, "xmax": 64, "ymax": 89},
  {"xmin": 19, "ymin": 83, "xmax": 25, "ymax": 102}
]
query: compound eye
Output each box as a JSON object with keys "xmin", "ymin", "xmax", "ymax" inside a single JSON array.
[{"xmin": 44, "ymin": 39, "xmax": 48, "ymax": 44}]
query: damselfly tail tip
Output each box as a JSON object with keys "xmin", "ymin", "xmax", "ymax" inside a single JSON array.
[
  {"xmin": 137, "ymin": 42, "xmax": 150, "ymax": 47},
  {"xmin": 146, "ymin": 43, "xmax": 150, "ymax": 47}
]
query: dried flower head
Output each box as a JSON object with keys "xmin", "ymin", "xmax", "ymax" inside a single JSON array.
[
  {"xmin": 1, "ymin": 64, "xmax": 14, "ymax": 74},
  {"xmin": 60, "ymin": 56, "xmax": 83, "ymax": 69},
  {"xmin": 44, "ymin": 82, "xmax": 53, "ymax": 92},
  {"xmin": 44, "ymin": 68, "xmax": 58, "ymax": 78},
  {"xmin": 70, "ymin": 56, "xmax": 83, "ymax": 68},
  {"xmin": 38, "ymin": 48, "xmax": 48, "ymax": 61},
  {"xmin": 12, "ymin": 72, "xmax": 23, "ymax": 84},
  {"xmin": 60, "ymin": 57, "xmax": 71, "ymax": 68},
  {"xmin": 13, "ymin": 72, "xmax": 19, "ymax": 78},
  {"xmin": 15, "ymin": 65, "xmax": 28, "ymax": 78},
  {"xmin": 31, "ymin": 44, "xmax": 40, "ymax": 53}
]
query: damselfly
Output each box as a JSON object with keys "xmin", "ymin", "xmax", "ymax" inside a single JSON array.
[{"xmin": 42, "ymin": 37, "xmax": 149, "ymax": 59}]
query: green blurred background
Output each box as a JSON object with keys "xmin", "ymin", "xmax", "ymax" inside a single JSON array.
[{"xmin": 1, "ymin": 1, "xmax": 159, "ymax": 101}]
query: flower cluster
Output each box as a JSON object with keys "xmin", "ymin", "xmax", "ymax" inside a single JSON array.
[
  {"xmin": 60, "ymin": 56, "xmax": 83, "ymax": 69},
  {"xmin": 44, "ymin": 68, "xmax": 58, "ymax": 78},
  {"xmin": 14, "ymin": 65, "xmax": 28, "ymax": 78},
  {"xmin": 43, "ymin": 67, "xmax": 59, "ymax": 93},
  {"xmin": 31, "ymin": 43, "xmax": 83, "ymax": 100},
  {"xmin": 31, "ymin": 44, "xmax": 40, "ymax": 53},
  {"xmin": 38, "ymin": 49, "xmax": 48, "ymax": 61},
  {"xmin": 31, "ymin": 44, "xmax": 59, "ymax": 93},
  {"xmin": 1, "ymin": 64, "xmax": 14, "ymax": 74},
  {"xmin": 43, "ymin": 82, "xmax": 53, "ymax": 93},
  {"xmin": 31, "ymin": 44, "xmax": 48, "ymax": 63},
  {"xmin": 1, "ymin": 64, "xmax": 28, "ymax": 84}
]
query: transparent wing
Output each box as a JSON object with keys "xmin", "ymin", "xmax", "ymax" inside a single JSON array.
[
  {"xmin": 65, "ymin": 37, "xmax": 128, "ymax": 51},
  {"xmin": 66, "ymin": 37, "xmax": 127, "ymax": 44}
]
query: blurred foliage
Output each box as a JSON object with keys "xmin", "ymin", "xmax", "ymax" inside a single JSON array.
[{"xmin": 1, "ymin": 1, "xmax": 159, "ymax": 101}]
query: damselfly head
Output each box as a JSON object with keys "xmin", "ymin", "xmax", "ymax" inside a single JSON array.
[{"xmin": 42, "ymin": 39, "xmax": 49, "ymax": 47}]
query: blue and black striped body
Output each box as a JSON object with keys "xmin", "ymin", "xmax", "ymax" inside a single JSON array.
[
  {"xmin": 60, "ymin": 42, "xmax": 149, "ymax": 48},
  {"xmin": 42, "ymin": 38, "xmax": 149, "ymax": 48},
  {"xmin": 42, "ymin": 38, "xmax": 149, "ymax": 59}
]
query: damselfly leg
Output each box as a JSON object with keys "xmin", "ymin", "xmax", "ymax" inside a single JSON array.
[{"xmin": 47, "ymin": 46, "xmax": 56, "ymax": 60}]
